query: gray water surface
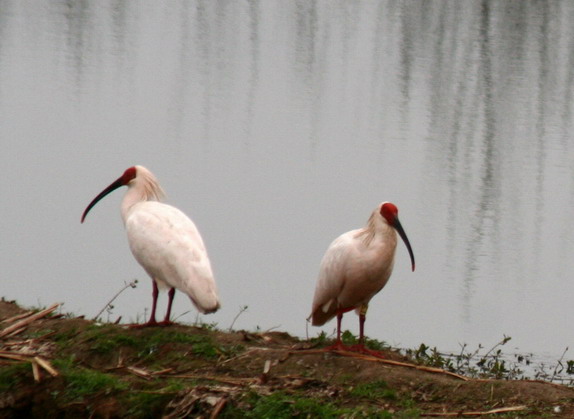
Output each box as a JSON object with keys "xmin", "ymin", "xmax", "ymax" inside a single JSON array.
[{"xmin": 1, "ymin": 1, "xmax": 573, "ymax": 362}]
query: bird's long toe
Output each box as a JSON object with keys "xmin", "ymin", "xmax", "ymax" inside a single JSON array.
[{"xmin": 349, "ymin": 344, "xmax": 386, "ymax": 359}]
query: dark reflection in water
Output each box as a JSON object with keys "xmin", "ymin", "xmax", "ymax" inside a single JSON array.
[
  {"xmin": 244, "ymin": 0, "xmax": 261, "ymax": 142},
  {"xmin": 463, "ymin": 0, "xmax": 500, "ymax": 321}
]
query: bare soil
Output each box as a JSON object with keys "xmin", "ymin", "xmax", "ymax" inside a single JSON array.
[{"xmin": 0, "ymin": 299, "xmax": 572, "ymax": 418}]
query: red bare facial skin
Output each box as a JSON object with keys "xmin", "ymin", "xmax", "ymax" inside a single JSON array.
[
  {"xmin": 380, "ymin": 202, "xmax": 398, "ymax": 225},
  {"xmin": 122, "ymin": 166, "xmax": 137, "ymax": 184}
]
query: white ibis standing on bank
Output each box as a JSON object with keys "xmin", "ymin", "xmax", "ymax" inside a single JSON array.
[
  {"xmin": 309, "ymin": 202, "xmax": 415, "ymax": 356},
  {"xmin": 81, "ymin": 165, "xmax": 220, "ymax": 326}
]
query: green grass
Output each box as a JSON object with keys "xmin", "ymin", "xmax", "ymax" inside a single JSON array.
[
  {"xmin": 79, "ymin": 324, "xmax": 221, "ymax": 360},
  {"xmin": 86, "ymin": 327, "xmax": 139, "ymax": 354},
  {"xmin": 223, "ymin": 391, "xmax": 348, "ymax": 418},
  {"xmin": 138, "ymin": 329, "xmax": 221, "ymax": 359},
  {"xmin": 219, "ymin": 390, "xmax": 413, "ymax": 418},
  {"xmin": 52, "ymin": 357, "xmax": 128, "ymax": 401},
  {"xmin": 0, "ymin": 362, "xmax": 31, "ymax": 391},
  {"xmin": 349, "ymin": 380, "xmax": 397, "ymax": 400},
  {"xmin": 52, "ymin": 327, "xmax": 81, "ymax": 347},
  {"xmin": 124, "ymin": 382, "xmax": 184, "ymax": 419},
  {"xmin": 339, "ymin": 330, "xmax": 390, "ymax": 351}
]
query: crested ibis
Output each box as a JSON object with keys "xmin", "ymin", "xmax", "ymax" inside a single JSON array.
[
  {"xmin": 81, "ymin": 165, "xmax": 220, "ymax": 326},
  {"xmin": 309, "ymin": 202, "xmax": 415, "ymax": 356}
]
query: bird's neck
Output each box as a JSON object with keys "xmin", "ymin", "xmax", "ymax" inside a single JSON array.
[
  {"xmin": 357, "ymin": 212, "xmax": 394, "ymax": 247},
  {"xmin": 121, "ymin": 186, "xmax": 161, "ymax": 224},
  {"xmin": 120, "ymin": 177, "xmax": 165, "ymax": 224}
]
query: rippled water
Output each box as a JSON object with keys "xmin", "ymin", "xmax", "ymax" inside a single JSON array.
[{"xmin": 1, "ymin": 1, "xmax": 573, "ymax": 362}]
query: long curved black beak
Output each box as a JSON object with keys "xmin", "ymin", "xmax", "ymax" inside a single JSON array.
[
  {"xmin": 81, "ymin": 177, "xmax": 125, "ymax": 223},
  {"xmin": 393, "ymin": 219, "xmax": 415, "ymax": 271}
]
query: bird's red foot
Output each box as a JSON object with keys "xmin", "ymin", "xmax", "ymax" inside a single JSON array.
[
  {"xmin": 128, "ymin": 320, "xmax": 172, "ymax": 328},
  {"xmin": 349, "ymin": 344, "xmax": 386, "ymax": 359},
  {"xmin": 128, "ymin": 322, "xmax": 156, "ymax": 328},
  {"xmin": 321, "ymin": 341, "xmax": 353, "ymax": 352}
]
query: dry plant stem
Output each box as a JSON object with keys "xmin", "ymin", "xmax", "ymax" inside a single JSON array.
[
  {"xmin": 93, "ymin": 280, "xmax": 138, "ymax": 321},
  {"xmin": 126, "ymin": 366, "xmax": 153, "ymax": 380},
  {"xmin": 1, "ymin": 311, "xmax": 34, "ymax": 324},
  {"xmin": 32, "ymin": 361, "xmax": 41, "ymax": 382},
  {"xmin": 228, "ymin": 305, "xmax": 248, "ymax": 332},
  {"xmin": 294, "ymin": 348, "xmax": 469, "ymax": 381},
  {"xmin": 0, "ymin": 303, "xmax": 61, "ymax": 339},
  {"xmin": 6, "ymin": 327, "xmax": 27, "ymax": 338},
  {"xmin": 219, "ymin": 347, "xmax": 273, "ymax": 366},
  {"xmin": 482, "ymin": 335, "xmax": 511, "ymax": 358},
  {"xmin": 209, "ymin": 397, "xmax": 227, "ymax": 419},
  {"xmin": 34, "ymin": 356, "xmax": 59, "ymax": 377},
  {"xmin": 0, "ymin": 352, "xmax": 29, "ymax": 361},
  {"xmin": 167, "ymin": 374, "xmax": 255, "ymax": 386},
  {"xmin": 0, "ymin": 352, "xmax": 59, "ymax": 381},
  {"xmin": 551, "ymin": 346, "xmax": 568, "ymax": 382},
  {"xmin": 422, "ymin": 405, "xmax": 527, "ymax": 417}
]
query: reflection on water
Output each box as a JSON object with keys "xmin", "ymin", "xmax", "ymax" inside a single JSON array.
[{"xmin": 1, "ymin": 0, "xmax": 573, "ymax": 360}]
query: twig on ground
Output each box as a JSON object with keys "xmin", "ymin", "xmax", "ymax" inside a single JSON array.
[
  {"xmin": 0, "ymin": 303, "xmax": 61, "ymax": 339},
  {"xmin": 422, "ymin": 405, "xmax": 527, "ymax": 416},
  {"xmin": 1, "ymin": 311, "xmax": 35, "ymax": 324},
  {"xmin": 166, "ymin": 374, "xmax": 255, "ymax": 386},
  {"xmin": 210, "ymin": 397, "xmax": 227, "ymax": 419},
  {"xmin": 34, "ymin": 356, "xmax": 58, "ymax": 377},
  {"xmin": 294, "ymin": 348, "xmax": 469, "ymax": 381},
  {"xmin": 0, "ymin": 352, "xmax": 59, "ymax": 381}
]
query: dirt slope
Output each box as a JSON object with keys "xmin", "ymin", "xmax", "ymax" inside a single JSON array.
[{"xmin": 0, "ymin": 299, "xmax": 572, "ymax": 418}]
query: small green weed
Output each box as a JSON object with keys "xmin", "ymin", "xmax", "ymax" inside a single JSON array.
[
  {"xmin": 341, "ymin": 330, "xmax": 358, "ymax": 346},
  {"xmin": 310, "ymin": 331, "xmax": 328, "ymax": 345},
  {"xmin": 407, "ymin": 343, "xmax": 455, "ymax": 371},
  {"xmin": 53, "ymin": 357, "xmax": 127, "ymax": 401},
  {"xmin": 218, "ymin": 344, "xmax": 246, "ymax": 358},
  {"xmin": 350, "ymin": 380, "xmax": 397, "ymax": 400},
  {"xmin": 406, "ymin": 336, "xmax": 525, "ymax": 380},
  {"xmin": 339, "ymin": 330, "xmax": 389, "ymax": 351},
  {"xmin": 364, "ymin": 336, "xmax": 390, "ymax": 351}
]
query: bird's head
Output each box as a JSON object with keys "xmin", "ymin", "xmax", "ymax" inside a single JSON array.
[
  {"xmin": 380, "ymin": 202, "xmax": 415, "ymax": 272},
  {"xmin": 81, "ymin": 166, "xmax": 164, "ymax": 223}
]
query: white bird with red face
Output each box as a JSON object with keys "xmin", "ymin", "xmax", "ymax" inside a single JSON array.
[
  {"xmin": 309, "ymin": 202, "xmax": 415, "ymax": 356},
  {"xmin": 81, "ymin": 165, "xmax": 220, "ymax": 327}
]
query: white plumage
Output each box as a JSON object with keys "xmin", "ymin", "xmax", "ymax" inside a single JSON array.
[
  {"xmin": 82, "ymin": 165, "xmax": 220, "ymax": 326},
  {"xmin": 309, "ymin": 202, "xmax": 415, "ymax": 354}
]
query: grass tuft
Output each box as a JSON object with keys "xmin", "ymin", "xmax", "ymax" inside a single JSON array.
[{"xmin": 53, "ymin": 357, "xmax": 128, "ymax": 401}]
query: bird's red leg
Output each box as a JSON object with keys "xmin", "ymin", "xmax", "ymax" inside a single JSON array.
[
  {"xmin": 336, "ymin": 311, "xmax": 343, "ymax": 343},
  {"xmin": 130, "ymin": 281, "xmax": 160, "ymax": 328},
  {"xmin": 147, "ymin": 281, "xmax": 160, "ymax": 325},
  {"xmin": 323, "ymin": 309, "xmax": 352, "ymax": 352},
  {"xmin": 160, "ymin": 288, "xmax": 176, "ymax": 325},
  {"xmin": 350, "ymin": 306, "xmax": 385, "ymax": 358},
  {"xmin": 359, "ymin": 312, "xmax": 366, "ymax": 345}
]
